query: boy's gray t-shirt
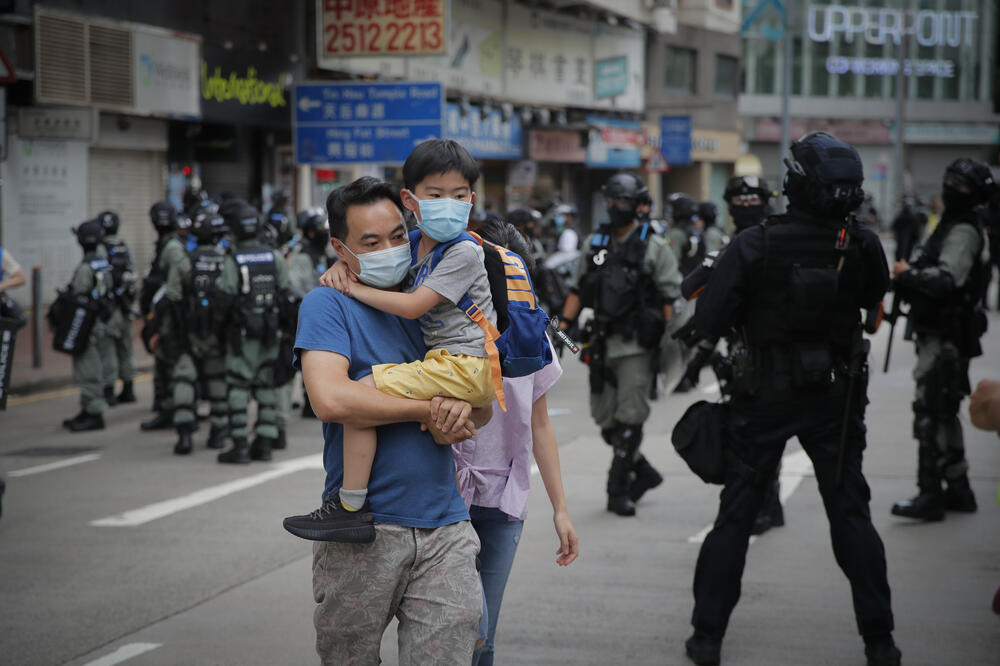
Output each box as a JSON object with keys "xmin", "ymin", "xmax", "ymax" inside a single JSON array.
[{"xmin": 408, "ymin": 240, "xmax": 496, "ymax": 358}]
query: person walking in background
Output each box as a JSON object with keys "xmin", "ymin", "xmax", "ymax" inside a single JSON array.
[{"xmin": 455, "ymin": 218, "xmax": 579, "ymax": 666}]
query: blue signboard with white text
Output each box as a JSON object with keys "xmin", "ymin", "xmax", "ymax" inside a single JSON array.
[
  {"xmin": 660, "ymin": 115, "xmax": 692, "ymax": 167},
  {"xmin": 293, "ymin": 82, "xmax": 443, "ymax": 165},
  {"xmin": 444, "ymin": 103, "xmax": 523, "ymax": 160}
]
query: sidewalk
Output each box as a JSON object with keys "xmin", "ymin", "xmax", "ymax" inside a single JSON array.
[{"xmin": 8, "ymin": 318, "xmax": 154, "ymax": 395}]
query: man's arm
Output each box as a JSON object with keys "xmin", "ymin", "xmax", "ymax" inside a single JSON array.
[{"xmin": 302, "ymin": 349, "xmax": 479, "ymax": 440}]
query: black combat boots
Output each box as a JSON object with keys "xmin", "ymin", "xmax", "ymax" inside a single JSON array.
[
  {"xmin": 104, "ymin": 385, "xmax": 118, "ymax": 407},
  {"xmin": 271, "ymin": 428, "xmax": 288, "ymax": 450},
  {"xmin": 116, "ymin": 381, "xmax": 136, "ymax": 404},
  {"xmin": 685, "ymin": 634, "xmax": 722, "ymax": 665},
  {"xmin": 944, "ymin": 475, "xmax": 977, "ymax": 512},
  {"xmin": 607, "ymin": 453, "xmax": 636, "ymax": 516},
  {"xmin": 864, "ymin": 634, "xmax": 902, "ymax": 666},
  {"xmin": 173, "ymin": 425, "xmax": 194, "ymax": 455},
  {"xmin": 66, "ymin": 412, "xmax": 105, "ymax": 432},
  {"xmin": 205, "ymin": 425, "xmax": 228, "ymax": 449},
  {"xmin": 249, "ymin": 435, "xmax": 275, "ymax": 461},
  {"xmin": 218, "ymin": 438, "xmax": 251, "ymax": 464},
  {"xmin": 629, "ymin": 454, "xmax": 663, "ymax": 503},
  {"xmin": 891, "ymin": 492, "xmax": 945, "ymax": 521},
  {"xmin": 141, "ymin": 411, "xmax": 173, "ymax": 431}
]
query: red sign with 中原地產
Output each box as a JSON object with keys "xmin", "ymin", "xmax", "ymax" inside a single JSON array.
[{"xmin": 318, "ymin": 0, "xmax": 446, "ymax": 57}]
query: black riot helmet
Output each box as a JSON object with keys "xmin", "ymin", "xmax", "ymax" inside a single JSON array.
[
  {"xmin": 297, "ymin": 207, "xmax": 330, "ymax": 245},
  {"xmin": 261, "ymin": 211, "xmax": 293, "ymax": 248},
  {"xmin": 602, "ymin": 173, "xmax": 646, "ymax": 227},
  {"xmin": 149, "ymin": 201, "xmax": 177, "ymax": 234},
  {"xmin": 74, "ymin": 218, "xmax": 105, "ymax": 250},
  {"xmin": 97, "ymin": 210, "xmax": 120, "ymax": 235},
  {"xmin": 783, "ymin": 131, "xmax": 865, "ymax": 218},
  {"xmin": 725, "ymin": 175, "xmax": 772, "ymax": 231},
  {"xmin": 191, "ymin": 209, "xmax": 227, "ymax": 244},
  {"xmin": 697, "ymin": 201, "xmax": 718, "ymax": 226},
  {"xmin": 942, "ymin": 158, "xmax": 996, "ymax": 212},
  {"xmin": 668, "ymin": 193, "xmax": 697, "ymax": 226},
  {"xmin": 222, "ymin": 199, "xmax": 260, "ymax": 241}
]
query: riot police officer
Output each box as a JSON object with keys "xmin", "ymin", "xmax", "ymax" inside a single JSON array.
[
  {"xmin": 665, "ymin": 193, "xmax": 705, "ymax": 275},
  {"xmin": 62, "ymin": 220, "xmax": 115, "ymax": 432},
  {"xmin": 890, "ymin": 158, "xmax": 993, "ymax": 522},
  {"xmin": 214, "ymin": 201, "xmax": 292, "ymax": 464},
  {"xmin": 288, "ymin": 207, "xmax": 333, "ymax": 418},
  {"xmin": 698, "ymin": 202, "xmax": 728, "ymax": 254},
  {"xmin": 559, "ymin": 173, "xmax": 681, "ymax": 516},
  {"xmin": 140, "ymin": 202, "xmax": 189, "ymax": 431},
  {"xmin": 161, "ymin": 206, "xmax": 230, "ymax": 454},
  {"xmin": 97, "ymin": 210, "xmax": 138, "ymax": 405},
  {"xmin": 261, "ymin": 209, "xmax": 298, "ymax": 451},
  {"xmin": 684, "ymin": 132, "xmax": 899, "ymax": 666}
]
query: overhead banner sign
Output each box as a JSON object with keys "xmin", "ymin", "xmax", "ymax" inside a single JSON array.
[
  {"xmin": 445, "ymin": 103, "xmax": 522, "ymax": 160},
  {"xmin": 317, "ymin": 0, "xmax": 446, "ymax": 61},
  {"xmin": 586, "ymin": 116, "xmax": 641, "ymax": 169},
  {"xmin": 293, "ymin": 81, "xmax": 443, "ymax": 165},
  {"xmin": 133, "ymin": 28, "xmax": 201, "ymax": 118},
  {"xmin": 660, "ymin": 116, "xmax": 692, "ymax": 167}
]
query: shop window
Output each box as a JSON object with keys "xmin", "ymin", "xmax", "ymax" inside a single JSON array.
[
  {"xmin": 665, "ymin": 46, "xmax": 697, "ymax": 94},
  {"xmin": 714, "ymin": 54, "xmax": 739, "ymax": 99}
]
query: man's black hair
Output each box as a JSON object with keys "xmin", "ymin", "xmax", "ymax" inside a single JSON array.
[
  {"xmin": 478, "ymin": 218, "xmax": 536, "ymax": 271},
  {"xmin": 402, "ymin": 139, "xmax": 480, "ymax": 191},
  {"xmin": 326, "ymin": 176, "xmax": 405, "ymax": 241}
]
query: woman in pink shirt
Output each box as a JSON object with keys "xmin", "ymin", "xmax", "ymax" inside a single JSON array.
[{"xmin": 454, "ymin": 220, "xmax": 579, "ymax": 665}]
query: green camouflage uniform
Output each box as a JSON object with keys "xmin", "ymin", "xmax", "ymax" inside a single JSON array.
[
  {"xmin": 217, "ymin": 238, "xmax": 292, "ymax": 440},
  {"xmin": 70, "ymin": 252, "xmax": 114, "ymax": 416},
  {"xmin": 99, "ymin": 235, "xmax": 138, "ymax": 388}
]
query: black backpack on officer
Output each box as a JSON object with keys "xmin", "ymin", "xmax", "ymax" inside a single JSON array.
[
  {"xmin": 188, "ymin": 245, "xmax": 226, "ymax": 339},
  {"xmin": 233, "ymin": 246, "xmax": 280, "ymax": 340},
  {"xmin": 103, "ymin": 238, "xmax": 134, "ymax": 308}
]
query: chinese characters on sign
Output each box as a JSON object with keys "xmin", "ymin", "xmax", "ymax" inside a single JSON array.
[
  {"xmin": 319, "ymin": 0, "xmax": 446, "ymax": 57},
  {"xmin": 293, "ymin": 82, "xmax": 443, "ymax": 165}
]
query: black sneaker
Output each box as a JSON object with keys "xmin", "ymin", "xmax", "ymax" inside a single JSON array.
[
  {"xmin": 283, "ymin": 492, "xmax": 376, "ymax": 543},
  {"xmin": 864, "ymin": 637, "xmax": 901, "ymax": 666},
  {"xmin": 685, "ymin": 634, "xmax": 722, "ymax": 666}
]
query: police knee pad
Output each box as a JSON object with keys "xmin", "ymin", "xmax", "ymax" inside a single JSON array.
[
  {"xmin": 612, "ymin": 423, "xmax": 643, "ymax": 457},
  {"xmin": 912, "ymin": 404, "xmax": 935, "ymax": 443}
]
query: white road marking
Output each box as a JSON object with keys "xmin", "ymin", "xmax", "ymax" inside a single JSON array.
[
  {"xmin": 699, "ymin": 382, "xmax": 721, "ymax": 394},
  {"xmin": 81, "ymin": 643, "xmax": 162, "ymax": 666},
  {"xmin": 8, "ymin": 453, "xmax": 102, "ymax": 477},
  {"xmin": 91, "ymin": 453, "xmax": 324, "ymax": 527},
  {"xmin": 687, "ymin": 449, "xmax": 813, "ymax": 544}
]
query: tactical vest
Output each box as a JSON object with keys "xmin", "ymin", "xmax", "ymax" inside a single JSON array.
[
  {"xmin": 578, "ymin": 223, "xmax": 665, "ymax": 344},
  {"xmin": 678, "ymin": 229, "xmax": 706, "ymax": 276},
  {"xmin": 88, "ymin": 257, "xmax": 113, "ymax": 299},
  {"xmin": 907, "ymin": 212, "xmax": 987, "ymax": 355},
  {"xmin": 742, "ymin": 215, "xmax": 865, "ymax": 392},
  {"xmin": 188, "ymin": 244, "xmax": 226, "ymax": 338},
  {"xmin": 234, "ymin": 246, "xmax": 279, "ymax": 339}
]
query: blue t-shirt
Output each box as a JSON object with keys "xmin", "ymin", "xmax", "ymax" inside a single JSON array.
[{"xmin": 293, "ymin": 287, "xmax": 469, "ymax": 528}]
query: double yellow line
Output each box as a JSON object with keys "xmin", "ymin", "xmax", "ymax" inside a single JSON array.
[{"xmin": 6, "ymin": 373, "xmax": 152, "ymax": 407}]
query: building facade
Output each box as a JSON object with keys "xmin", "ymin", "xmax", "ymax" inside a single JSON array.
[{"xmin": 739, "ymin": 0, "xmax": 999, "ymax": 221}]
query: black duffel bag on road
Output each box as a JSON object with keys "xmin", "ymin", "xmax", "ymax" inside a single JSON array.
[{"xmin": 671, "ymin": 400, "xmax": 729, "ymax": 484}]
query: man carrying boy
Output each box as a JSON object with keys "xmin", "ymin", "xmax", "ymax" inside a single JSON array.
[{"xmin": 287, "ymin": 176, "xmax": 488, "ymax": 664}]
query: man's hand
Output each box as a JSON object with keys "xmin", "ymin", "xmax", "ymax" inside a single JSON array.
[
  {"xmin": 970, "ymin": 379, "xmax": 1000, "ymax": 435},
  {"xmin": 320, "ymin": 262, "xmax": 357, "ymax": 293},
  {"xmin": 422, "ymin": 396, "xmax": 478, "ymax": 444},
  {"xmin": 892, "ymin": 259, "xmax": 910, "ymax": 278},
  {"xmin": 148, "ymin": 333, "xmax": 160, "ymax": 352},
  {"xmin": 663, "ymin": 303, "xmax": 674, "ymax": 322}
]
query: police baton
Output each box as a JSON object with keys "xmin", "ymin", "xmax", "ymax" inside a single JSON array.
[{"xmin": 836, "ymin": 337, "xmax": 870, "ymax": 488}]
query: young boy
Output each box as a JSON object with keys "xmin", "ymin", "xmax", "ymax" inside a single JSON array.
[{"xmin": 288, "ymin": 139, "xmax": 500, "ymax": 542}]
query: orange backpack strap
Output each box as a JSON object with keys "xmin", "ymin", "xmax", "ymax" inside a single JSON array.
[{"xmin": 462, "ymin": 301, "xmax": 507, "ymax": 412}]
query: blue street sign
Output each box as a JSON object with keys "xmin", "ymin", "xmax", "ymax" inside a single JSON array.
[
  {"xmin": 660, "ymin": 116, "xmax": 692, "ymax": 167},
  {"xmin": 740, "ymin": 0, "xmax": 786, "ymax": 41},
  {"xmin": 445, "ymin": 103, "xmax": 523, "ymax": 160},
  {"xmin": 293, "ymin": 82, "xmax": 443, "ymax": 165},
  {"xmin": 585, "ymin": 115, "xmax": 641, "ymax": 169}
]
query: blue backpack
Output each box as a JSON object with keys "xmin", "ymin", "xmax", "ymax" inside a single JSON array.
[{"xmin": 410, "ymin": 230, "xmax": 553, "ymax": 409}]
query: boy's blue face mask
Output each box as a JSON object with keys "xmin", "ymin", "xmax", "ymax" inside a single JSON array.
[
  {"xmin": 341, "ymin": 242, "xmax": 411, "ymax": 288},
  {"xmin": 413, "ymin": 196, "xmax": 473, "ymax": 242}
]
